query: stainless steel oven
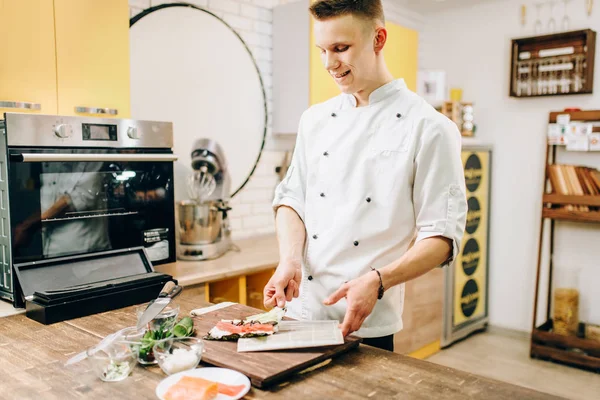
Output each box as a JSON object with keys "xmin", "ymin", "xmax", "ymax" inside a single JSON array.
[{"xmin": 0, "ymin": 113, "xmax": 177, "ymax": 307}]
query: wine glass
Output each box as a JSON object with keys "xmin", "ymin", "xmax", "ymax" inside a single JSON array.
[
  {"xmin": 547, "ymin": 1, "xmax": 557, "ymax": 33},
  {"xmin": 534, "ymin": 3, "xmax": 543, "ymax": 34},
  {"xmin": 561, "ymin": 0, "xmax": 571, "ymax": 31}
]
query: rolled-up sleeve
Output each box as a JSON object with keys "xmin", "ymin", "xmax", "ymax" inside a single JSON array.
[
  {"xmin": 272, "ymin": 113, "xmax": 308, "ymax": 222},
  {"xmin": 412, "ymin": 118, "xmax": 467, "ymax": 267}
]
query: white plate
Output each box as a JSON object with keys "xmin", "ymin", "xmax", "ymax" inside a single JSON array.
[{"xmin": 155, "ymin": 367, "xmax": 251, "ymax": 400}]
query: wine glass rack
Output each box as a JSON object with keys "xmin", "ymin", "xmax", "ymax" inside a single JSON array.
[{"xmin": 510, "ymin": 29, "xmax": 596, "ymax": 98}]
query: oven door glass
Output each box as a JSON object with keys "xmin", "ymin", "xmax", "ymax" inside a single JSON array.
[{"xmin": 9, "ymin": 149, "xmax": 176, "ymax": 264}]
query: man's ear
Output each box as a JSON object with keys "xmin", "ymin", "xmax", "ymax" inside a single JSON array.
[{"xmin": 373, "ymin": 26, "xmax": 387, "ymax": 53}]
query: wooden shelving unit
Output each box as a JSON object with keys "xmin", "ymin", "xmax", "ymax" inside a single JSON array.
[{"xmin": 531, "ymin": 110, "xmax": 600, "ymax": 372}]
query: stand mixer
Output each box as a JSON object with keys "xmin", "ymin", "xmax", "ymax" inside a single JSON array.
[{"xmin": 177, "ymin": 139, "xmax": 234, "ymax": 260}]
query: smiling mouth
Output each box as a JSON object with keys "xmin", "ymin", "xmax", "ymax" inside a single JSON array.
[{"xmin": 333, "ymin": 70, "xmax": 350, "ymax": 79}]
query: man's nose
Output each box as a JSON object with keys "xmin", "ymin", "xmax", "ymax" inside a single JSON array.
[{"xmin": 324, "ymin": 51, "xmax": 340, "ymax": 70}]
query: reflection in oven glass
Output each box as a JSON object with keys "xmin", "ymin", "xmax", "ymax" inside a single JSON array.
[
  {"xmin": 10, "ymin": 155, "xmax": 175, "ymax": 264},
  {"xmin": 39, "ymin": 162, "xmax": 112, "ymax": 258}
]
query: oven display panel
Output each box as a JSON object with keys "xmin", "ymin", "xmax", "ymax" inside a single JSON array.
[{"xmin": 82, "ymin": 123, "xmax": 118, "ymax": 141}]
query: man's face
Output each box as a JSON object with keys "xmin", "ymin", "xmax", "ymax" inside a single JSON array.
[{"xmin": 314, "ymin": 14, "xmax": 377, "ymax": 95}]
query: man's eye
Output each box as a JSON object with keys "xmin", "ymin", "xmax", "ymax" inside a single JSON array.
[{"xmin": 335, "ymin": 46, "xmax": 349, "ymax": 52}]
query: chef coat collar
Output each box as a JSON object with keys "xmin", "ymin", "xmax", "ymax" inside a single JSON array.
[{"xmin": 341, "ymin": 78, "xmax": 407, "ymax": 108}]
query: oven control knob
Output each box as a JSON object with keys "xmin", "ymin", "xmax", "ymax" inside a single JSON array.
[
  {"xmin": 53, "ymin": 124, "xmax": 72, "ymax": 138},
  {"xmin": 127, "ymin": 126, "xmax": 140, "ymax": 139}
]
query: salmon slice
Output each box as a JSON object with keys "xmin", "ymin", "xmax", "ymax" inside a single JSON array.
[
  {"xmin": 217, "ymin": 383, "xmax": 247, "ymax": 397},
  {"xmin": 241, "ymin": 323, "xmax": 275, "ymax": 333},
  {"xmin": 215, "ymin": 321, "xmax": 275, "ymax": 334},
  {"xmin": 216, "ymin": 321, "xmax": 244, "ymax": 334},
  {"xmin": 164, "ymin": 376, "xmax": 218, "ymax": 400}
]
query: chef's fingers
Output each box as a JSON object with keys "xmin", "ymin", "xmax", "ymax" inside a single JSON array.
[
  {"xmin": 263, "ymin": 290, "xmax": 276, "ymax": 308},
  {"xmin": 323, "ymin": 283, "xmax": 349, "ymax": 306},
  {"xmin": 339, "ymin": 308, "xmax": 356, "ymax": 337},
  {"xmin": 351, "ymin": 314, "xmax": 367, "ymax": 336},
  {"xmin": 263, "ymin": 279, "xmax": 276, "ymax": 307},
  {"xmin": 293, "ymin": 281, "xmax": 300, "ymax": 298},
  {"xmin": 264, "ymin": 280, "xmax": 282, "ymax": 308},
  {"xmin": 285, "ymin": 279, "xmax": 296, "ymax": 302},
  {"xmin": 272, "ymin": 281, "xmax": 287, "ymax": 308}
]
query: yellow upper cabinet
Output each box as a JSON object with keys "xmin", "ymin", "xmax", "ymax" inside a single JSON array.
[
  {"xmin": 54, "ymin": 0, "xmax": 130, "ymax": 118},
  {"xmin": 272, "ymin": 1, "xmax": 419, "ymax": 135},
  {"xmin": 383, "ymin": 22, "xmax": 419, "ymax": 92},
  {"xmin": 0, "ymin": 0, "xmax": 58, "ymax": 117}
]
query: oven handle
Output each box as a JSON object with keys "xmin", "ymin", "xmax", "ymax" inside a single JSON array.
[{"xmin": 11, "ymin": 153, "xmax": 178, "ymax": 162}]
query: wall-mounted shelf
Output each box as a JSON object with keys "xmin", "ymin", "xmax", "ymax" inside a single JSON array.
[
  {"xmin": 441, "ymin": 101, "xmax": 474, "ymax": 136},
  {"xmin": 510, "ymin": 29, "xmax": 596, "ymax": 98}
]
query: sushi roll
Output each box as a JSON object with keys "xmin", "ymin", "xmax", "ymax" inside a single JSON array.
[{"xmin": 204, "ymin": 307, "xmax": 286, "ymax": 341}]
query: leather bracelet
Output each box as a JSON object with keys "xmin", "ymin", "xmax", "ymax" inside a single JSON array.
[{"xmin": 370, "ymin": 266, "xmax": 384, "ymax": 300}]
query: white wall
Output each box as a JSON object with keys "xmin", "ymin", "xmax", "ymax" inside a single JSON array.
[{"xmin": 420, "ymin": 0, "xmax": 600, "ymax": 331}]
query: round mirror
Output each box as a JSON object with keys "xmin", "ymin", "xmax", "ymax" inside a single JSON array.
[{"xmin": 129, "ymin": 4, "xmax": 267, "ymax": 201}]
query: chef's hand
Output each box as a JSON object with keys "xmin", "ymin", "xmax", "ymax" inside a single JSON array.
[
  {"xmin": 263, "ymin": 260, "xmax": 302, "ymax": 308},
  {"xmin": 323, "ymin": 271, "xmax": 381, "ymax": 337}
]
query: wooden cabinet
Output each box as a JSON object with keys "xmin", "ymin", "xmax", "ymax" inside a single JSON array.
[
  {"xmin": 394, "ymin": 268, "xmax": 445, "ymax": 358},
  {"xmin": 0, "ymin": 0, "xmax": 58, "ymax": 116},
  {"xmin": 205, "ymin": 268, "xmax": 276, "ymax": 311},
  {"xmin": 273, "ymin": 0, "xmax": 419, "ymax": 134},
  {"xmin": 0, "ymin": 0, "xmax": 130, "ymax": 120},
  {"xmin": 54, "ymin": 0, "xmax": 130, "ymax": 118}
]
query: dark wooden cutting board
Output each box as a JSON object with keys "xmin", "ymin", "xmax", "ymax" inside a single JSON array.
[{"xmin": 191, "ymin": 303, "xmax": 362, "ymax": 388}]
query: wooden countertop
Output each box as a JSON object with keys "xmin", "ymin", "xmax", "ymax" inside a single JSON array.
[
  {"xmin": 155, "ymin": 234, "xmax": 280, "ymax": 287},
  {"xmin": 0, "ymin": 288, "xmax": 563, "ymax": 400}
]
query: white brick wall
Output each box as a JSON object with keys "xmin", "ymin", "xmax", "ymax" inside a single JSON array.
[{"xmin": 129, "ymin": 0, "xmax": 289, "ymax": 240}]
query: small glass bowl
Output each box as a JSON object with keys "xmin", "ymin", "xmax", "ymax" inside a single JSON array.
[
  {"xmin": 134, "ymin": 304, "xmax": 180, "ymax": 365},
  {"xmin": 153, "ymin": 337, "xmax": 205, "ymax": 375},
  {"xmin": 119, "ymin": 326, "xmax": 147, "ymax": 343},
  {"xmin": 86, "ymin": 338, "xmax": 136, "ymax": 382},
  {"xmin": 135, "ymin": 303, "xmax": 180, "ymax": 332}
]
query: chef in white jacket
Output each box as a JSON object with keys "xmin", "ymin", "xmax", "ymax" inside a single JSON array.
[{"xmin": 265, "ymin": 0, "xmax": 467, "ymax": 352}]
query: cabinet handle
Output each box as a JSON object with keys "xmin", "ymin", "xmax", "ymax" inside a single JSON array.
[
  {"xmin": 75, "ymin": 106, "xmax": 118, "ymax": 115},
  {"xmin": 0, "ymin": 101, "xmax": 41, "ymax": 110}
]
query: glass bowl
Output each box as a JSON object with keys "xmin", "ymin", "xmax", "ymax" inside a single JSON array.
[
  {"xmin": 86, "ymin": 337, "xmax": 136, "ymax": 382},
  {"xmin": 118, "ymin": 326, "xmax": 148, "ymax": 363},
  {"xmin": 134, "ymin": 304, "xmax": 180, "ymax": 365},
  {"xmin": 135, "ymin": 303, "xmax": 180, "ymax": 332},
  {"xmin": 153, "ymin": 337, "xmax": 205, "ymax": 375}
]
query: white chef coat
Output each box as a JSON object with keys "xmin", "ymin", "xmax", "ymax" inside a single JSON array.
[{"xmin": 272, "ymin": 79, "xmax": 467, "ymax": 338}]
